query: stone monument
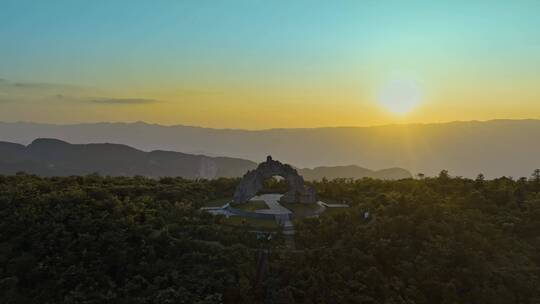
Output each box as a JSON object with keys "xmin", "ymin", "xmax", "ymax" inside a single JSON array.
[{"xmin": 233, "ymin": 156, "xmax": 317, "ymax": 204}]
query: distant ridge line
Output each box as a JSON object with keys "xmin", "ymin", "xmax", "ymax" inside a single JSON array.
[
  {"xmin": 2, "ymin": 119, "xmax": 540, "ymax": 177},
  {"xmin": 0, "ymin": 138, "xmax": 411, "ymax": 180},
  {"xmin": 3, "ymin": 118, "xmax": 540, "ymax": 132}
]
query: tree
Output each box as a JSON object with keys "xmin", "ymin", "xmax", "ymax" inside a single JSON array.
[
  {"xmin": 531, "ymin": 169, "xmax": 540, "ymax": 193},
  {"xmin": 438, "ymin": 170, "xmax": 450, "ymax": 180},
  {"xmin": 532, "ymin": 169, "xmax": 540, "ymax": 183},
  {"xmin": 475, "ymin": 173, "xmax": 485, "ymax": 188}
]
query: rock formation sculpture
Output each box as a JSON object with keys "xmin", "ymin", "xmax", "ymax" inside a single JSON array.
[{"xmin": 234, "ymin": 156, "xmax": 317, "ymax": 204}]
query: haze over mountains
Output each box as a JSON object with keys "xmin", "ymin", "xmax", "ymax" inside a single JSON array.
[
  {"xmin": 1, "ymin": 119, "xmax": 539, "ymax": 178},
  {"xmin": 298, "ymin": 166, "xmax": 411, "ymax": 181},
  {"xmin": 0, "ymin": 139, "xmax": 255, "ymax": 179},
  {"xmin": 0, "ymin": 139, "xmax": 411, "ymax": 180}
]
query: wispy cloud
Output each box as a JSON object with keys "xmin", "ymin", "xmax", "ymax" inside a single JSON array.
[
  {"xmin": 89, "ymin": 98, "xmax": 160, "ymax": 105},
  {"xmin": 0, "ymin": 78, "xmax": 163, "ymax": 106},
  {"xmin": 0, "ymin": 98, "xmax": 15, "ymax": 103},
  {"xmin": 0, "ymin": 79, "xmax": 87, "ymax": 92}
]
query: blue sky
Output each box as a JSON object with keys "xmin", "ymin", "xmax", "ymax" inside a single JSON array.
[{"xmin": 1, "ymin": 0, "xmax": 539, "ymax": 128}]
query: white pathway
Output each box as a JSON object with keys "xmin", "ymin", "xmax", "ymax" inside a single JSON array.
[
  {"xmin": 251, "ymin": 194, "xmax": 292, "ymax": 215},
  {"xmin": 251, "ymin": 194, "xmax": 295, "ymax": 235}
]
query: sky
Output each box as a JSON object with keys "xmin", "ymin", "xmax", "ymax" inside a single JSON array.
[{"xmin": 1, "ymin": 0, "xmax": 539, "ymax": 129}]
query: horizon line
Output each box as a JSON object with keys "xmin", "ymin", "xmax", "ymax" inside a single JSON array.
[{"xmin": 2, "ymin": 117, "xmax": 540, "ymax": 132}]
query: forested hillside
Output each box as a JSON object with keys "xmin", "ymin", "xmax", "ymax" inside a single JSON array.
[
  {"xmin": 1, "ymin": 172, "xmax": 540, "ymax": 303},
  {"xmin": 273, "ymin": 172, "xmax": 540, "ymax": 303},
  {"xmin": 0, "ymin": 174, "xmax": 265, "ymax": 303}
]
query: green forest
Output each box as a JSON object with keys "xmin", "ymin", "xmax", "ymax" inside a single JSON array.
[{"xmin": 1, "ymin": 171, "xmax": 540, "ymax": 303}]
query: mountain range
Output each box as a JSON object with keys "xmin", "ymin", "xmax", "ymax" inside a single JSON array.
[
  {"xmin": 0, "ymin": 139, "xmax": 411, "ymax": 180},
  {"xmin": 0, "ymin": 138, "xmax": 257, "ymax": 178},
  {"xmin": 298, "ymin": 166, "xmax": 411, "ymax": 181},
  {"xmin": 1, "ymin": 119, "xmax": 539, "ymax": 177}
]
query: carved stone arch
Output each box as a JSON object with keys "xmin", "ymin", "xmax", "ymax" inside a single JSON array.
[{"xmin": 233, "ymin": 156, "xmax": 317, "ymax": 204}]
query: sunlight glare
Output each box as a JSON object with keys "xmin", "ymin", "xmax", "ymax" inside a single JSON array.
[{"xmin": 378, "ymin": 79, "xmax": 422, "ymax": 115}]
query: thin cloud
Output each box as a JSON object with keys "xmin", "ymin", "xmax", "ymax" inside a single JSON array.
[
  {"xmin": 0, "ymin": 79, "xmax": 91, "ymax": 96},
  {"xmin": 89, "ymin": 98, "xmax": 160, "ymax": 105},
  {"xmin": 0, "ymin": 78, "xmax": 162, "ymax": 105},
  {"xmin": 13, "ymin": 82, "xmax": 51, "ymax": 89},
  {"xmin": 0, "ymin": 98, "xmax": 14, "ymax": 103}
]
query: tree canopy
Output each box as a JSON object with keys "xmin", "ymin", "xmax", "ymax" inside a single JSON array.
[{"xmin": 1, "ymin": 172, "xmax": 540, "ymax": 303}]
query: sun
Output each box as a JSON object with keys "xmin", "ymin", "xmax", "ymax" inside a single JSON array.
[{"xmin": 378, "ymin": 79, "xmax": 422, "ymax": 115}]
